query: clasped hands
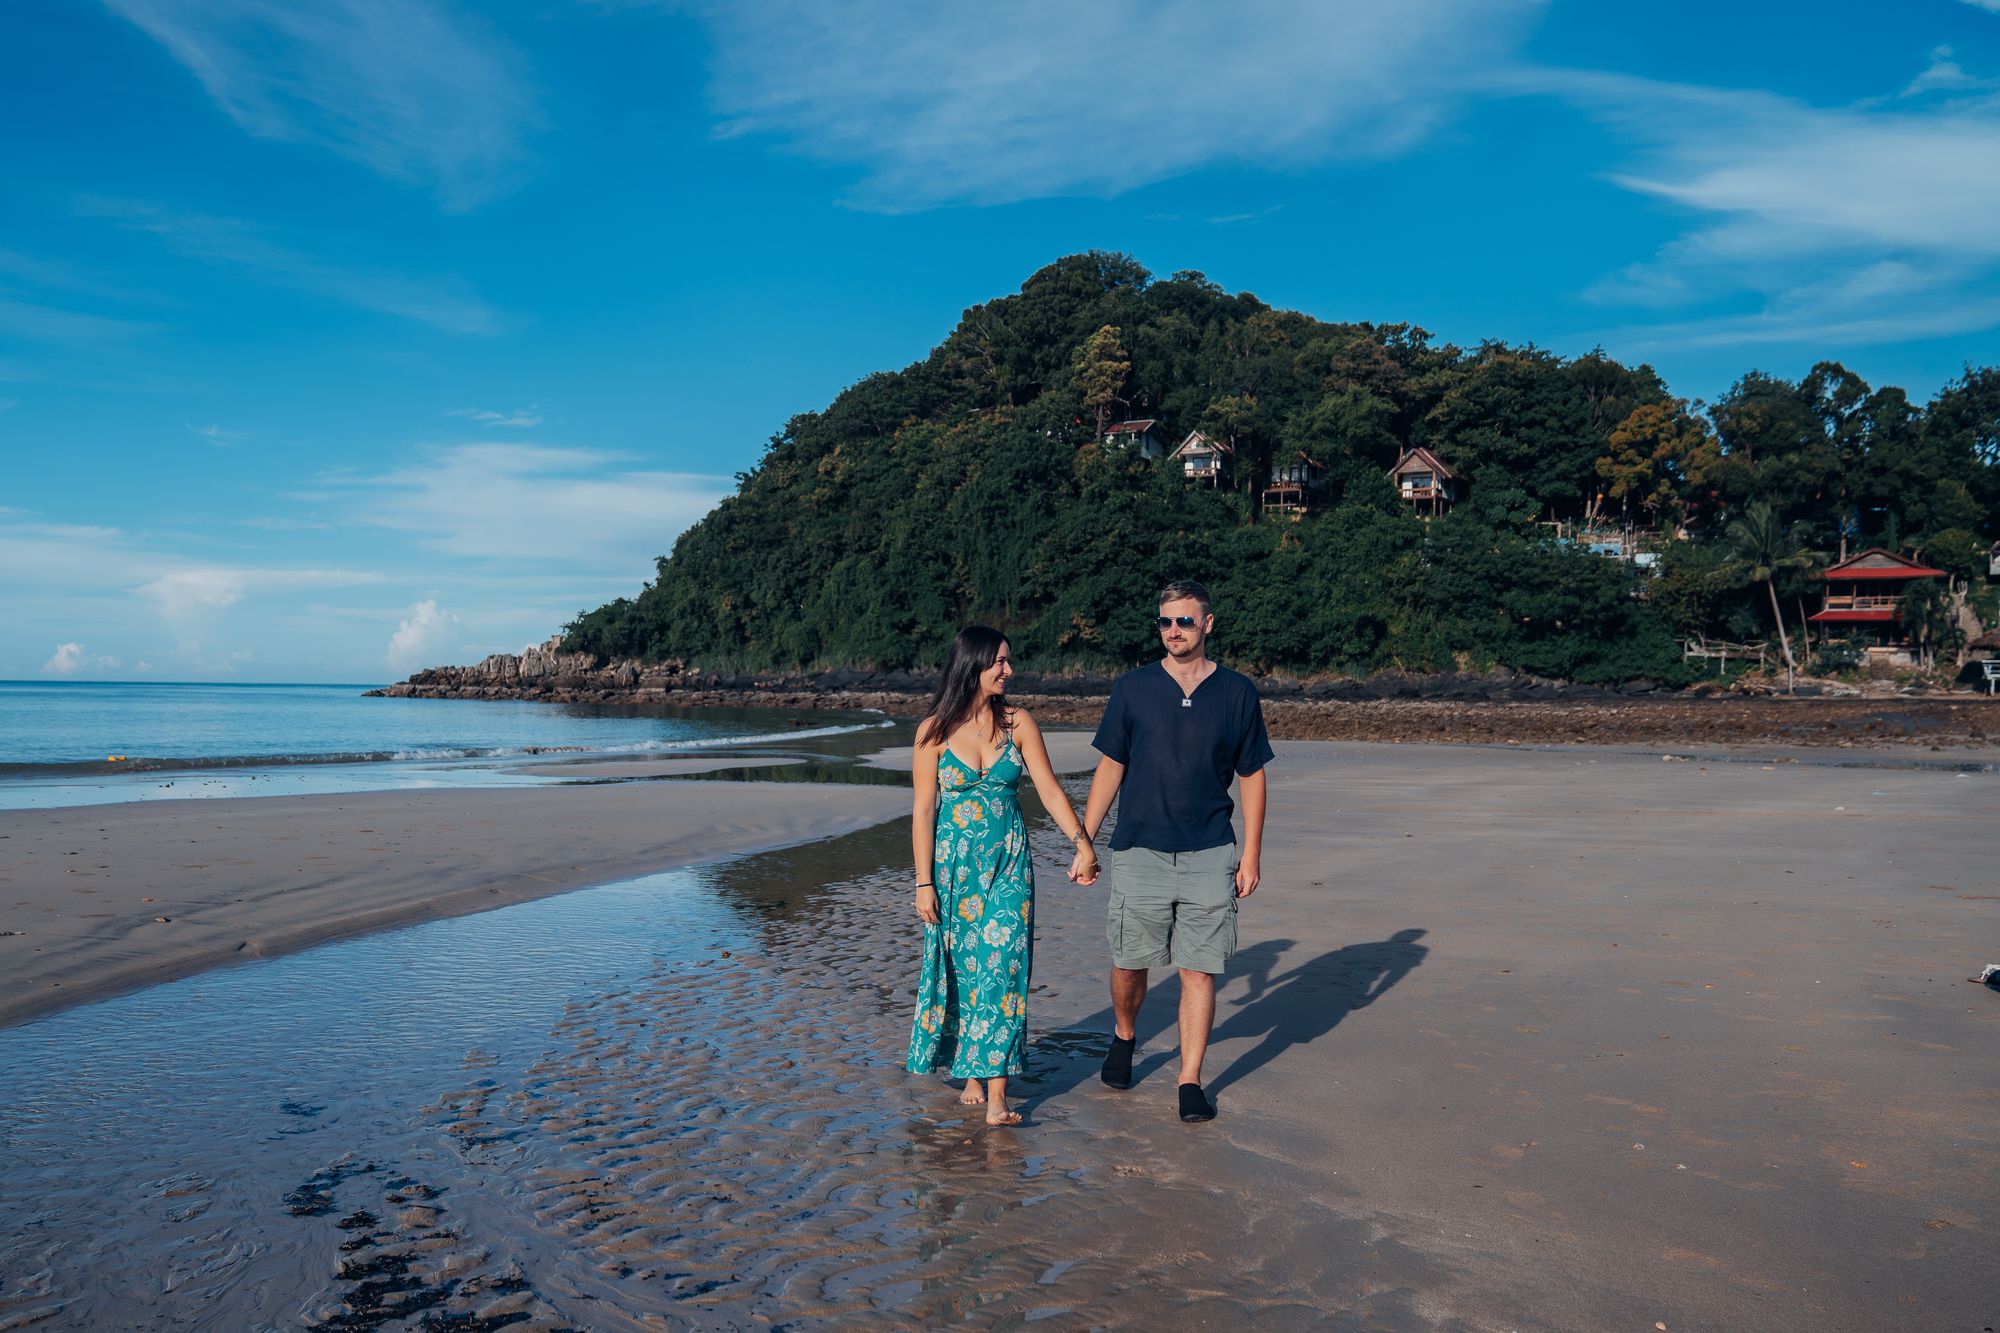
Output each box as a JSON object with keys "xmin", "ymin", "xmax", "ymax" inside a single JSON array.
[{"xmin": 914, "ymin": 836, "xmax": 1101, "ymax": 923}]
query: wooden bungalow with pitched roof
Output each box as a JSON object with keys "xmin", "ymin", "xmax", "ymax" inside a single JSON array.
[
  {"xmin": 1262, "ymin": 450, "xmax": 1323, "ymax": 519},
  {"xmin": 1167, "ymin": 429, "xmax": 1231, "ymax": 486},
  {"xmin": 1388, "ymin": 446, "xmax": 1460, "ymax": 517},
  {"xmin": 1806, "ymin": 548, "xmax": 1947, "ymax": 667},
  {"xmin": 1101, "ymin": 418, "xmax": 1166, "ymax": 460}
]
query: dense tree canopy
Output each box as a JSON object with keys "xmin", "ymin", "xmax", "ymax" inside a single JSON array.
[{"xmin": 565, "ymin": 254, "xmax": 1997, "ymax": 682}]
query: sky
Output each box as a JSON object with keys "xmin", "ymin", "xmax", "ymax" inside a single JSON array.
[{"xmin": 5, "ymin": 0, "xmax": 2000, "ymax": 683}]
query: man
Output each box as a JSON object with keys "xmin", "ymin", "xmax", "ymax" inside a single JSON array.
[{"xmin": 1079, "ymin": 579, "xmax": 1273, "ymax": 1122}]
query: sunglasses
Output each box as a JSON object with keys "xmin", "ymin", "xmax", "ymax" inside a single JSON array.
[{"xmin": 1155, "ymin": 615, "xmax": 1202, "ymax": 630}]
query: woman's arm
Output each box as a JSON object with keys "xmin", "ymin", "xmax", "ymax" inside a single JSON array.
[
  {"xmin": 911, "ymin": 725, "xmax": 942, "ymax": 923},
  {"xmin": 1011, "ymin": 711, "xmax": 1099, "ymax": 883}
]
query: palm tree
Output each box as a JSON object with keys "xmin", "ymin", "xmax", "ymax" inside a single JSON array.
[{"xmin": 1724, "ymin": 502, "xmax": 1821, "ymax": 691}]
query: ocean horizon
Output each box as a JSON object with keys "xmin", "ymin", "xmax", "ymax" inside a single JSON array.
[{"xmin": 0, "ymin": 680, "xmax": 892, "ymax": 809}]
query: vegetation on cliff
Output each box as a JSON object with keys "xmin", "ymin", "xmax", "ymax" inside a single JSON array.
[{"xmin": 565, "ymin": 253, "xmax": 1998, "ymax": 682}]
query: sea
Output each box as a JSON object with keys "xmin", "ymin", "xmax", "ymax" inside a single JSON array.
[{"xmin": 0, "ymin": 679, "xmax": 895, "ymax": 810}]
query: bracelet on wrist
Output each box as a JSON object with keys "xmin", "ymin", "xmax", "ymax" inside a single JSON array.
[{"xmin": 915, "ymin": 881, "xmax": 934, "ymax": 889}]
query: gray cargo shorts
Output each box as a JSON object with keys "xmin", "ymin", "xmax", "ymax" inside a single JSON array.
[{"xmin": 1107, "ymin": 844, "xmax": 1240, "ymax": 975}]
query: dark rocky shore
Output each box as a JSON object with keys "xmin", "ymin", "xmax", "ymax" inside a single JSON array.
[{"xmin": 370, "ymin": 637, "xmax": 2000, "ymax": 750}]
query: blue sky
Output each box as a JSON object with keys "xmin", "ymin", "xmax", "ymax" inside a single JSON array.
[{"xmin": 5, "ymin": 0, "xmax": 1999, "ymax": 683}]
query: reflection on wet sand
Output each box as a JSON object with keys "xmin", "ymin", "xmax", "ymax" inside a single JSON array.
[{"xmin": 0, "ymin": 781, "xmax": 1402, "ymax": 1330}]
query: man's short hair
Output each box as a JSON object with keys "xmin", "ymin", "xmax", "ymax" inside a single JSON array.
[{"xmin": 1157, "ymin": 579, "xmax": 1212, "ymax": 615}]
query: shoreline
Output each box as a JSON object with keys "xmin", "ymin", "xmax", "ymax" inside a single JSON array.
[
  {"xmin": 0, "ymin": 769, "xmax": 910, "ymax": 1030},
  {"xmin": 398, "ymin": 683, "xmax": 2000, "ymax": 749},
  {"xmin": 5, "ymin": 722, "xmax": 1988, "ymax": 1036}
]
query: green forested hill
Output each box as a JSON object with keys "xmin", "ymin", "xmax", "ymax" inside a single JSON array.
[{"xmin": 565, "ymin": 253, "xmax": 1999, "ymax": 682}]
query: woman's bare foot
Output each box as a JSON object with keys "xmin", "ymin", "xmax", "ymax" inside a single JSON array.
[
  {"xmin": 985, "ymin": 1107, "xmax": 1024, "ymax": 1126},
  {"xmin": 958, "ymin": 1081, "xmax": 986, "ymax": 1106}
]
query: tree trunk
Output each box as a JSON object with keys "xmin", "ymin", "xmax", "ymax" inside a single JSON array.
[{"xmin": 1765, "ymin": 579, "xmax": 1796, "ymax": 692}]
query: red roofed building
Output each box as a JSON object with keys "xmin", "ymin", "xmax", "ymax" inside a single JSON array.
[
  {"xmin": 1100, "ymin": 418, "xmax": 1165, "ymax": 460},
  {"xmin": 1807, "ymin": 548, "xmax": 1946, "ymax": 666}
]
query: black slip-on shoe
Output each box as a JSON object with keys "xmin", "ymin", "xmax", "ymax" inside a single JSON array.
[
  {"xmin": 1178, "ymin": 1082, "xmax": 1216, "ymax": 1122},
  {"xmin": 1100, "ymin": 1035, "xmax": 1135, "ymax": 1090}
]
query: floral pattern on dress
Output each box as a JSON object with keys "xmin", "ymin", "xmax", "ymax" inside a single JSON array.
[{"xmin": 907, "ymin": 734, "xmax": 1034, "ymax": 1080}]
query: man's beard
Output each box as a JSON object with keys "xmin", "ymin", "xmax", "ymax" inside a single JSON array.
[{"xmin": 1165, "ymin": 636, "xmax": 1203, "ymax": 660}]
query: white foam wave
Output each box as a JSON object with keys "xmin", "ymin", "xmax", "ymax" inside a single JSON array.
[{"xmin": 384, "ymin": 720, "xmax": 892, "ymax": 765}]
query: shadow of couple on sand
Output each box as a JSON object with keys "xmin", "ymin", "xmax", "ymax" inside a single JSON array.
[{"xmin": 1022, "ymin": 928, "xmax": 1429, "ymax": 1103}]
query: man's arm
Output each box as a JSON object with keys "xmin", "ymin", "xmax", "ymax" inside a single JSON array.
[
  {"xmin": 1081, "ymin": 754, "xmax": 1125, "ymax": 845},
  {"xmin": 1234, "ymin": 767, "xmax": 1266, "ymax": 898}
]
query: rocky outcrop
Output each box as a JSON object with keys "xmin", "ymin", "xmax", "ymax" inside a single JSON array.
[
  {"xmin": 366, "ymin": 640, "xmax": 2000, "ymax": 747},
  {"xmin": 366, "ymin": 636, "xmax": 686, "ymax": 702}
]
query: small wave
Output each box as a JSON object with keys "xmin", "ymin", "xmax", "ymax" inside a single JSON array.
[
  {"xmin": 618, "ymin": 720, "xmax": 895, "ymax": 752},
  {"xmin": 0, "ymin": 719, "xmax": 896, "ymax": 781}
]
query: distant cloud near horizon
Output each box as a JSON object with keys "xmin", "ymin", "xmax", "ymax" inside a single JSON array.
[
  {"xmin": 102, "ymin": 0, "xmax": 535, "ymax": 210},
  {"xmin": 42, "ymin": 642, "xmax": 120, "ymax": 676},
  {"xmin": 328, "ymin": 443, "xmax": 734, "ymax": 571},
  {"xmin": 692, "ymin": 0, "xmax": 1543, "ymax": 209},
  {"xmin": 386, "ymin": 598, "xmax": 459, "ymax": 671}
]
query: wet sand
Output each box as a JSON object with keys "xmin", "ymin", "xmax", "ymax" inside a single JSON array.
[
  {"xmin": 2, "ymin": 739, "xmax": 1996, "ymax": 1329},
  {"xmin": 0, "ymin": 774, "xmax": 908, "ymax": 1029}
]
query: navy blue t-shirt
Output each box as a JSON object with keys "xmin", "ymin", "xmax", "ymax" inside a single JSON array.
[{"xmin": 1091, "ymin": 662, "xmax": 1274, "ymax": 853}]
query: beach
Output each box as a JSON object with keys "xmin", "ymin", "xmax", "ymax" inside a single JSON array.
[
  {"xmin": 2, "ymin": 732, "xmax": 1995, "ymax": 1329},
  {"xmin": 0, "ymin": 758, "xmax": 907, "ymax": 1029}
]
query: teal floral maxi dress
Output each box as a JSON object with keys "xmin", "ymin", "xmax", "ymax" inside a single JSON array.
[{"xmin": 906, "ymin": 734, "xmax": 1034, "ymax": 1079}]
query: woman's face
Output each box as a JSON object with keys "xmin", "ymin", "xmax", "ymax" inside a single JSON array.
[{"xmin": 979, "ymin": 642, "xmax": 1013, "ymax": 697}]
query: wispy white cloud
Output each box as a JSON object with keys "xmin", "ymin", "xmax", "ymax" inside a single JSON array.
[
  {"xmin": 188, "ymin": 421, "xmax": 248, "ymax": 443},
  {"xmin": 448, "ymin": 405, "xmax": 542, "ymax": 428},
  {"xmin": 0, "ymin": 294, "xmax": 159, "ymax": 343},
  {"xmin": 134, "ymin": 566, "xmax": 387, "ymax": 624},
  {"xmin": 690, "ymin": 0, "xmax": 1543, "ymax": 209},
  {"xmin": 102, "ymin": 0, "xmax": 536, "ymax": 209},
  {"xmin": 1902, "ymin": 46, "xmax": 1998, "ymax": 97},
  {"xmin": 239, "ymin": 515, "xmax": 334, "ymax": 530},
  {"xmin": 0, "ymin": 247, "xmax": 154, "ymax": 304},
  {"xmin": 42, "ymin": 642, "xmax": 122, "ymax": 677},
  {"xmin": 81, "ymin": 199, "xmax": 504, "ymax": 333},
  {"xmin": 385, "ymin": 598, "xmax": 460, "ymax": 671},
  {"xmin": 326, "ymin": 442, "xmax": 733, "ymax": 570},
  {"xmin": 1539, "ymin": 61, "xmax": 2000, "ymax": 351},
  {"xmin": 0, "ymin": 397, "xmax": 17, "ymax": 412}
]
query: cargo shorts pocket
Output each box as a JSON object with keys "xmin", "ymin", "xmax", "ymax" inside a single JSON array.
[{"xmin": 1168, "ymin": 856, "xmax": 1239, "ymax": 974}]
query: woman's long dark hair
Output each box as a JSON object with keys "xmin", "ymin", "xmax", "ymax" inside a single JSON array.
[{"xmin": 917, "ymin": 626, "xmax": 1009, "ymax": 748}]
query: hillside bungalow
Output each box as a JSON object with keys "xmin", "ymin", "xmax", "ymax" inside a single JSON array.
[
  {"xmin": 1167, "ymin": 430, "xmax": 1231, "ymax": 485},
  {"xmin": 1262, "ymin": 451, "xmax": 1323, "ymax": 519},
  {"xmin": 1806, "ymin": 548, "xmax": 1947, "ymax": 667},
  {"xmin": 1101, "ymin": 418, "xmax": 1166, "ymax": 460},
  {"xmin": 1989, "ymin": 540, "xmax": 1999, "ymax": 577},
  {"xmin": 1388, "ymin": 446, "xmax": 1460, "ymax": 517}
]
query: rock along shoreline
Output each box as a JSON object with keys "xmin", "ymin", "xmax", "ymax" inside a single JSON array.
[{"xmin": 367, "ymin": 637, "xmax": 2000, "ymax": 750}]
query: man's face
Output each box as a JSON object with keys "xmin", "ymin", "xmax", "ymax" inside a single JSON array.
[{"xmin": 1157, "ymin": 596, "xmax": 1212, "ymax": 660}]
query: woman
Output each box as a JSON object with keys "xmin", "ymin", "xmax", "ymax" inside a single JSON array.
[{"xmin": 906, "ymin": 626, "xmax": 1099, "ymax": 1125}]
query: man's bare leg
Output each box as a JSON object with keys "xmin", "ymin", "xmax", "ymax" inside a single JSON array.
[
  {"xmin": 1103, "ymin": 966, "xmax": 1148, "ymax": 1089},
  {"xmin": 1110, "ymin": 966, "xmax": 1148, "ymax": 1040},
  {"xmin": 1175, "ymin": 968, "xmax": 1217, "ymax": 1086},
  {"xmin": 1175, "ymin": 970, "xmax": 1220, "ymax": 1121}
]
